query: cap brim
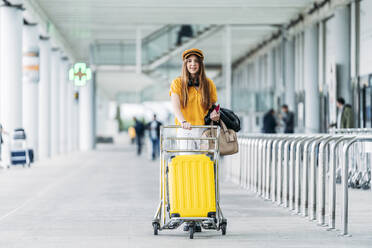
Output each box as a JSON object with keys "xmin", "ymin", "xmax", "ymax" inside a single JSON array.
[{"xmin": 184, "ymin": 51, "xmax": 203, "ymax": 60}]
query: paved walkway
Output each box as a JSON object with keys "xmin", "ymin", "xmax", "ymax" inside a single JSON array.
[{"xmin": 0, "ymin": 136, "xmax": 371, "ymax": 248}]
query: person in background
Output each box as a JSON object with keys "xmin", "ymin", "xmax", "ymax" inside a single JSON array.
[
  {"xmin": 262, "ymin": 109, "xmax": 277, "ymax": 133},
  {"xmin": 176, "ymin": 25, "xmax": 193, "ymax": 46},
  {"xmin": 146, "ymin": 114, "xmax": 162, "ymax": 161},
  {"xmin": 280, "ymin": 104, "xmax": 295, "ymax": 133},
  {"xmin": 128, "ymin": 126, "xmax": 136, "ymax": 144},
  {"xmin": 329, "ymin": 97, "xmax": 354, "ymax": 129},
  {"xmin": 133, "ymin": 117, "xmax": 145, "ymax": 155}
]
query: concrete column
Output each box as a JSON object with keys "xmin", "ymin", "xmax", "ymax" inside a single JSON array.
[
  {"xmin": 136, "ymin": 27, "xmax": 142, "ymax": 74},
  {"xmin": 79, "ymin": 81, "xmax": 94, "ymax": 151},
  {"xmin": 50, "ymin": 49, "xmax": 60, "ymax": 156},
  {"xmin": 284, "ymin": 38, "xmax": 296, "ymax": 110},
  {"xmin": 72, "ymin": 89, "xmax": 80, "ymax": 151},
  {"xmin": 332, "ymin": 6, "xmax": 351, "ymax": 103},
  {"xmin": 268, "ymin": 49, "xmax": 276, "ymax": 109},
  {"xmin": 22, "ymin": 23, "xmax": 39, "ymax": 158},
  {"xmin": 38, "ymin": 37, "xmax": 51, "ymax": 159},
  {"xmin": 59, "ymin": 57, "xmax": 68, "ymax": 154},
  {"xmin": 304, "ymin": 25, "xmax": 320, "ymax": 133},
  {"xmin": 224, "ymin": 25, "xmax": 232, "ymax": 109},
  {"xmin": 0, "ymin": 4, "xmax": 23, "ymax": 133},
  {"xmin": 66, "ymin": 73, "xmax": 74, "ymax": 153}
]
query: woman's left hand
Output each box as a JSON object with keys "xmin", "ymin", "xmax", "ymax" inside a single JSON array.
[{"xmin": 210, "ymin": 110, "xmax": 220, "ymax": 122}]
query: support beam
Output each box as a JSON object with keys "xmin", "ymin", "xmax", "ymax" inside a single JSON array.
[
  {"xmin": 304, "ymin": 25, "xmax": 320, "ymax": 133},
  {"xmin": 38, "ymin": 37, "xmax": 51, "ymax": 159},
  {"xmin": 332, "ymin": 6, "xmax": 351, "ymax": 103},
  {"xmin": 79, "ymin": 80, "xmax": 94, "ymax": 151},
  {"xmin": 59, "ymin": 57, "xmax": 69, "ymax": 154},
  {"xmin": 224, "ymin": 25, "xmax": 232, "ymax": 109},
  {"xmin": 23, "ymin": 23, "xmax": 39, "ymax": 159},
  {"xmin": 66, "ymin": 68, "xmax": 74, "ymax": 153},
  {"xmin": 136, "ymin": 27, "xmax": 142, "ymax": 74},
  {"xmin": 0, "ymin": 4, "xmax": 23, "ymax": 134},
  {"xmin": 50, "ymin": 48, "xmax": 60, "ymax": 156},
  {"xmin": 284, "ymin": 38, "xmax": 295, "ymax": 111}
]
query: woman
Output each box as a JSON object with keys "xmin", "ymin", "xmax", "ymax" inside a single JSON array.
[{"xmin": 169, "ymin": 48, "xmax": 220, "ymax": 149}]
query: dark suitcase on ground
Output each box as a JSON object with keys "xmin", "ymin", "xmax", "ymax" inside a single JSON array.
[
  {"xmin": 28, "ymin": 149, "xmax": 34, "ymax": 163},
  {"xmin": 11, "ymin": 151, "xmax": 27, "ymax": 165}
]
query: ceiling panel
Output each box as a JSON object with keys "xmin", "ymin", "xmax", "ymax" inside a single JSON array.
[{"xmin": 31, "ymin": 0, "xmax": 317, "ymax": 95}]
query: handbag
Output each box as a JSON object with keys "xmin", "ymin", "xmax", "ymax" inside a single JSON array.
[
  {"xmin": 202, "ymin": 120, "xmax": 239, "ymax": 156},
  {"xmin": 204, "ymin": 106, "xmax": 241, "ymax": 132}
]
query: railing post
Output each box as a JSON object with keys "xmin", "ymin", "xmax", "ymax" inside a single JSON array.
[
  {"xmin": 271, "ymin": 139, "xmax": 279, "ymax": 202},
  {"xmin": 265, "ymin": 139, "xmax": 274, "ymax": 200},
  {"xmin": 277, "ymin": 140, "xmax": 285, "ymax": 205},
  {"xmin": 283, "ymin": 139, "xmax": 291, "ymax": 208}
]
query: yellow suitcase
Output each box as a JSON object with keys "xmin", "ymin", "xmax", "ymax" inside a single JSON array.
[{"xmin": 168, "ymin": 154, "xmax": 216, "ymax": 218}]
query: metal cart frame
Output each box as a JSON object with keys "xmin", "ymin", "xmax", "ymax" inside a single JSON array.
[{"xmin": 152, "ymin": 125, "xmax": 227, "ymax": 239}]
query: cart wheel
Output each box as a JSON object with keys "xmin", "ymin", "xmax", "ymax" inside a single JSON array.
[
  {"xmin": 153, "ymin": 223, "xmax": 160, "ymax": 235},
  {"xmin": 189, "ymin": 226, "xmax": 194, "ymax": 239},
  {"xmin": 221, "ymin": 223, "xmax": 227, "ymax": 235}
]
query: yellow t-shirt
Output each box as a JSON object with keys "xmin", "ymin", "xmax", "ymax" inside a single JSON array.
[{"xmin": 169, "ymin": 77, "xmax": 218, "ymax": 125}]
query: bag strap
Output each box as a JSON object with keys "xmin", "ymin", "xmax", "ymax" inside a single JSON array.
[{"xmin": 220, "ymin": 120, "xmax": 234, "ymax": 142}]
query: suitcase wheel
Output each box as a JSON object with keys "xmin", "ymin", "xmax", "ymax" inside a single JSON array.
[
  {"xmin": 152, "ymin": 222, "xmax": 160, "ymax": 235},
  {"xmin": 189, "ymin": 226, "xmax": 194, "ymax": 239},
  {"xmin": 220, "ymin": 220, "xmax": 227, "ymax": 235}
]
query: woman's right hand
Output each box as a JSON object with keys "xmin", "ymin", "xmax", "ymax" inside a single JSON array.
[{"xmin": 181, "ymin": 121, "xmax": 192, "ymax": 130}]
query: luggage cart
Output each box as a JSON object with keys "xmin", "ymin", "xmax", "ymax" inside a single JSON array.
[
  {"xmin": 152, "ymin": 125, "xmax": 227, "ymax": 239},
  {"xmin": 10, "ymin": 128, "xmax": 31, "ymax": 167}
]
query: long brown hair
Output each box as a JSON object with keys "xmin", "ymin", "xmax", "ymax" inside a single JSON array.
[{"xmin": 180, "ymin": 56, "xmax": 212, "ymax": 110}]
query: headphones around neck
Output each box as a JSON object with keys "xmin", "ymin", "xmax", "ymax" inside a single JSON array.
[{"xmin": 188, "ymin": 78, "xmax": 199, "ymax": 87}]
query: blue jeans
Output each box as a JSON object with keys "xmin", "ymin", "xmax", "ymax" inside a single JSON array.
[{"xmin": 151, "ymin": 138, "xmax": 160, "ymax": 160}]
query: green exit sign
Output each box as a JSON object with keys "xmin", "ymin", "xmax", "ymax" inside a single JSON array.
[{"xmin": 69, "ymin": 63, "xmax": 92, "ymax": 86}]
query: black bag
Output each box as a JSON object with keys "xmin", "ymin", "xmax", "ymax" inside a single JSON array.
[{"xmin": 205, "ymin": 105, "xmax": 241, "ymax": 132}]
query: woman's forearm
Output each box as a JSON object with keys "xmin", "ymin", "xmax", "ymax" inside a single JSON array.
[{"xmin": 171, "ymin": 94, "xmax": 186, "ymax": 123}]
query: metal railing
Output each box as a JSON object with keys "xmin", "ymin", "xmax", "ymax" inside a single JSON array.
[{"xmin": 224, "ymin": 130, "xmax": 372, "ymax": 236}]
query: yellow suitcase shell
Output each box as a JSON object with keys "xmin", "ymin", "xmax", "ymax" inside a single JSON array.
[{"xmin": 168, "ymin": 154, "xmax": 216, "ymax": 217}]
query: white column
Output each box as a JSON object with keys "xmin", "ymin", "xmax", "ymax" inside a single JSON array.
[
  {"xmin": 66, "ymin": 70, "xmax": 74, "ymax": 153},
  {"xmin": 22, "ymin": 23, "xmax": 39, "ymax": 158},
  {"xmin": 74, "ymin": 94, "xmax": 80, "ymax": 151},
  {"xmin": 38, "ymin": 37, "xmax": 51, "ymax": 159},
  {"xmin": 224, "ymin": 25, "xmax": 232, "ymax": 109},
  {"xmin": 284, "ymin": 38, "xmax": 296, "ymax": 111},
  {"xmin": 332, "ymin": 6, "xmax": 351, "ymax": 103},
  {"xmin": 79, "ymin": 81, "xmax": 94, "ymax": 151},
  {"xmin": 0, "ymin": 4, "xmax": 23, "ymax": 133},
  {"xmin": 136, "ymin": 27, "xmax": 142, "ymax": 74},
  {"xmin": 50, "ymin": 48, "xmax": 60, "ymax": 156},
  {"xmin": 268, "ymin": 49, "xmax": 275, "ymax": 107},
  {"xmin": 304, "ymin": 25, "xmax": 320, "ymax": 133},
  {"xmin": 59, "ymin": 57, "xmax": 68, "ymax": 154}
]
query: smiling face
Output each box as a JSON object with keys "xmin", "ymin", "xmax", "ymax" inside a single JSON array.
[{"xmin": 186, "ymin": 55, "xmax": 200, "ymax": 77}]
